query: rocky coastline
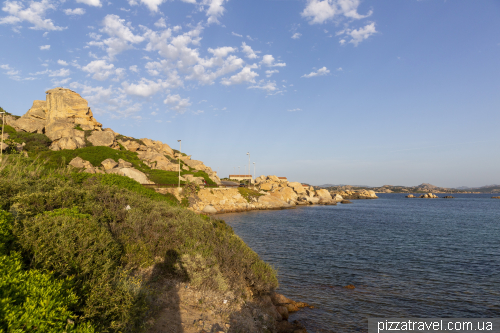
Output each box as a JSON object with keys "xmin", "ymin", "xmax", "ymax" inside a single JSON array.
[{"xmin": 181, "ymin": 176, "xmax": 378, "ymax": 215}]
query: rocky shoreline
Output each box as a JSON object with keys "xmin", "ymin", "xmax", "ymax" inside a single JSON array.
[{"xmin": 178, "ymin": 176, "xmax": 379, "ymax": 215}]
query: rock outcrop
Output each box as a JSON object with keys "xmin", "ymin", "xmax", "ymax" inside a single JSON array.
[
  {"xmin": 7, "ymin": 88, "xmax": 104, "ymax": 150},
  {"xmin": 68, "ymin": 157, "xmax": 153, "ymax": 184},
  {"xmin": 420, "ymin": 193, "xmax": 438, "ymax": 198},
  {"xmin": 331, "ymin": 189, "xmax": 378, "ymax": 199}
]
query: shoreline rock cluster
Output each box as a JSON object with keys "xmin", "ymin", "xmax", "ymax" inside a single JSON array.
[{"xmin": 188, "ymin": 175, "xmax": 378, "ymax": 214}]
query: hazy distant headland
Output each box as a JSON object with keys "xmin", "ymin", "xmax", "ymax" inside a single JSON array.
[{"xmin": 316, "ymin": 183, "xmax": 500, "ymax": 194}]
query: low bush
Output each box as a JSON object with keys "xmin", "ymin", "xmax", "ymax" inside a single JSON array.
[{"xmin": 0, "ymin": 209, "xmax": 95, "ymax": 332}]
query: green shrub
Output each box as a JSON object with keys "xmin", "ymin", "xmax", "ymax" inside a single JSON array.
[
  {"xmin": 0, "ymin": 210, "xmax": 14, "ymax": 254},
  {"xmin": 0, "ymin": 253, "xmax": 95, "ymax": 332},
  {"xmin": 0, "ymin": 209, "xmax": 94, "ymax": 332}
]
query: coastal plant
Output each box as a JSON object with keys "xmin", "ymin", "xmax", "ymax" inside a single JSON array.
[{"xmin": 0, "ymin": 209, "xmax": 95, "ymax": 332}]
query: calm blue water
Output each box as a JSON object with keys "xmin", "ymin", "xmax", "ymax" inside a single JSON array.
[{"xmin": 219, "ymin": 193, "xmax": 500, "ymax": 332}]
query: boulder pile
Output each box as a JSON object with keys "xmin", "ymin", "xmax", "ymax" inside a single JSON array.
[{"xmin": 69, "ymin": 157, "xmax": 153, "ymax": 184}]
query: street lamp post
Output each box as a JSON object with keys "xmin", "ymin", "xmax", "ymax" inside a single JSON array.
[
  {"xmin": 238, "ymin": 166, "xmax": 240, "ymax": 176},
  {"xmin": 253, "ymin": 162, "xmax": 255, "ymax": 180},
  {"xmin": 177, "ymin": 140, "xmax": 181, "ymax": 188},
  {"xmin": 246, "ymin": 152, "xmax": 250, "ymax": 176},
  {"xmin": 0, "ymin": 111, "xmax": 5, "ymax": 162}
]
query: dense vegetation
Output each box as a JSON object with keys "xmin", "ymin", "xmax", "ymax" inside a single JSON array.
[{"xmin": 0, "ymin": 155, "xmax": 278, "ymax": 332}]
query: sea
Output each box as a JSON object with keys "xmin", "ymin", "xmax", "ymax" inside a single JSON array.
[{"xmin": 218, "ymin": 193, "xmax": 500, "ymax": 333}]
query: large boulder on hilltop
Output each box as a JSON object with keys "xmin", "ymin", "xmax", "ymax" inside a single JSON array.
[
  {"xmin": 288, "ymin": 182, "xmax": 306, "ymax": 194},
  {"xmin": 87, "ymin": 131, "xmax": 115, "ymax": 147},
  {"xmin": 45, "ymin": 87, "xmax": 102, "ymax": 131}
]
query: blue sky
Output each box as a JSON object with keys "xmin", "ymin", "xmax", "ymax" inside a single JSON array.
[{"xmin": 1, "ymin": 0, "xmax": 499, "ymax": 187}]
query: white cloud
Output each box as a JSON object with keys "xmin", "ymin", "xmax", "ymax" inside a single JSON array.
[
  {"xmin": 291, "ymin": 32, "xmax": 302, "ymax": 39},
  {"xmin": 248, "ymin": 80, "xmax": 281, "ymax": 94},
  {"xmin": 261, "ymin": 54, "xmax": 286, "ymax": 67},
  {"xmin": 193, "ymin": 110, "xmax": 204, "ymax": 115},
  {"xmin": 302, "ymin": 0, "xmax": 372, "ymax": 24},
  {"xmin": 173, "ymin": 25, "xmax": 182, "ymax": 32},
  {"xmin": 265, "ymin": 69, "xmax": 278, "ymax": 77},
  {"xmin": 129, "ymin": 65, "xmax": 138, "ymax": 72},
  {"xmin": 154, "ymin": 17, "xmax": 166, "ymax": 28},
  {"xmin": 288, "ymin": 108, "xmax": 301, "ymax": 112},
  {"xmin": 40, "ymin": 44, "xmax": 50, "ymax": 50},
  {"xmin": 337, "ymin": 67, "xmax": 342, "ymax": 71},
  {"xmin": 337, "ymin": 22, "xmax": 376, "ymax": 46},
  {"xmin": 302, "ymin": 66, "xmax": 330, "ymax": 78},
  {"xmin": 0, "ymin": 0, "xmax": 66, "ymax": 31},
  {"xmin": 202, "ymin": 0, "xmax": 228, "ymax": 25},
  {"xmin": 64, "ymin": 8, "xmax": 85, "ymax": 15},
  {"xmin": 49, "ymin": 68, "xmax": 70, "ymax": 77},
  {"xmin": 82, "ymin": 59, "xmax": 124, "ymax": 80},
  {"xmin": 76, "ymin": 0, "xmax": 102, "ymax": 7},
  {"xmin": 164, "ymin": 94, "xmax": 191, "ymax": 113},
  {"xmin": 130, "ymin": 0, "xmax": 165, "ymax": 12},
  {"xmin": 57, "ymin": 59, "xmax": 68, "ymax": 66},
  {"xmin": 220, "ymin": 65, "xmax": 259, "ymax": 86},
  {"xmin": 122, "ymin": 78, "xmax": 169, "ymax": 97},
  {"xmin": 241, "ymin": 42, "xmax": 259, "ymax": 59},
  {"xmin": 90, "ymin": 14, "xmax": 145, "ymax": 59},
  {"xmin": 232, "ymin": 32, "xmax": 242, "ymax": 37}
]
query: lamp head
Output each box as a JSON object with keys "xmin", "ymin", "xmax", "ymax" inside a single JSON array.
[{"xmin": 177, "ymin": 140, "xmax": 181, "ymax": 142}]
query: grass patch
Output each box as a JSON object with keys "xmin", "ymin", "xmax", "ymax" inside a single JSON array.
[{"xmin": 238, "ymin": 187, "xmax": 265, "ymax": 203}]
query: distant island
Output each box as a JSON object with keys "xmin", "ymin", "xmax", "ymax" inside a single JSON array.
[{"xmin": 316, "ymin": 183, "xmax": 500, "ymax": 194}]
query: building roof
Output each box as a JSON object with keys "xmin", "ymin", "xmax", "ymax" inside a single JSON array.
[
  {"xmin": 229, "ymin": 175, "xmax": 252, "ymax": 177},
  {"xmin": 278, "ymin": 177, "xmax": 287, "ymax": 179}
]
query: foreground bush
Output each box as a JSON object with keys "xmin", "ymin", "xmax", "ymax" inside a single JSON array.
[
  {"xmin": 0, "ymin": 210, "xmax": 94, "ymax": 332},
  {"xmin": 0, "ymin": 156, "xmax": 278, "ymax": 332}
]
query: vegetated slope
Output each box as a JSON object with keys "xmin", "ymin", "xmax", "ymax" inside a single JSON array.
[
  {"xmin": 0, "ymin": 155, "xmax": 277, "ymax": 332},
  {"xmin": 1, "ymin": 116, "xmax": 216, "ymax": 186}
]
